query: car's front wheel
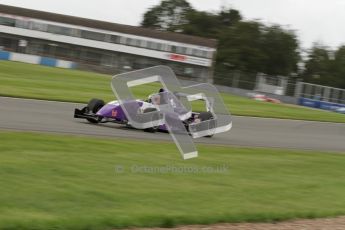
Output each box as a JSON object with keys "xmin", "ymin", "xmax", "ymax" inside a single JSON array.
[{"xmin": 86, "ymin": 98, "xmax": 104, "ymax": 123}]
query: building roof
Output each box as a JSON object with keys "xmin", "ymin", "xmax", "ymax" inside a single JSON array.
[{"xmin": 0, "ymin": 4, "xmax": 217, "ymax": 48}]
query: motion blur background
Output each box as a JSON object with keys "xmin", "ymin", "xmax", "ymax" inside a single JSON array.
[
  {"xmin": 0, "ymin": 0, "xmax": 344, "ymax": 107},
  {"xmin": 1, "ymin": 2, "xmax": 345, "ymax": 229}
]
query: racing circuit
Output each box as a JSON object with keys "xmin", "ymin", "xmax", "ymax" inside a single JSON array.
[{"xmin": 1, "ymin": 96, "xmax": 345, "ymax": 152}]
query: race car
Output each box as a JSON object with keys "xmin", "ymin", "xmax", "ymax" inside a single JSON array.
[
  {"xmin": 74, "ymin": 89, "xmax": 215, "ymax": 135},
  {"xmin": 247, "ymin": 93, "xmax": 281, "ymax": 103}
]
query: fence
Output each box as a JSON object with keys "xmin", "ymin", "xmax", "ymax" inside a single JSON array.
[
  {"xmin": 214, "ymin": 70, "xmax": 299, "ymax": 97},
  {"xmin": 1, "ymin": 48, "xmax": 307, "ymax": 105},
  {"xmin": 0, "ymin": 50, "xmax": 76, "ymax": 69},
  {"xmin": 213, "ymin": 71, "xmax": 257, "ymax": 90},
  {"xmin": 296, "ymin": 82, "xmax": 345, "ymax": 110}
]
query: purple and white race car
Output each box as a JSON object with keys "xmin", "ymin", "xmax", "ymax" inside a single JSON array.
[{"xmin": 74, "ymin": 90, "xmax": 215, "ymax": 135}]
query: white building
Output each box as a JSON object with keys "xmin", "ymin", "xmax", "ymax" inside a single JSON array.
[{"xmin": 0, "ymin": 4, "xmax": 217, "ymax": 81}]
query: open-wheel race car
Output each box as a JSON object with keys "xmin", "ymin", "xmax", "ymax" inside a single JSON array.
[
  {"xmin": 74, "ymin": 65, "xmax": 232, "ymax": 158},
  {"xmin": 74, "ymin": 89, "xmax": 216, "ymax": 136}
]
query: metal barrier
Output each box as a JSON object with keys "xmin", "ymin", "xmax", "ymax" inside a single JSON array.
[
  {"xmin": 0, "ymin": 50, "xmax": 76, "ymax": 69},
  {"xmin": 296, "ymin": 82, "xmax": 345, "ymax": 110}
]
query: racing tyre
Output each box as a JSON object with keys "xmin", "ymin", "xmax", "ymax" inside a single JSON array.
[
  {"xmin": 86, "ymin": 98, "xmax": 105, "ymax": 123},
  {"xmin": 143, "ymin": 108, "xmax": 159, "ymax": 133},
  {"xmin": 199, "ymin": 111, "xmax": 215, "ymax": 138}
]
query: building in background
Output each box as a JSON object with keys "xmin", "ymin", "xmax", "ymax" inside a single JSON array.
[{"xmin": 0, "ymin": 4, "xmax": 217, "ymax": 82}]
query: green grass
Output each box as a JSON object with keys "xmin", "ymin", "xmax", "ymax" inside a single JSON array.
[
  {"xmin": 1, "ymin": 131, "xmax": 345, "ymax": 229},
  {"xmin": 1, "ymin": 61, "xmax": 345, "ymax": 123}
]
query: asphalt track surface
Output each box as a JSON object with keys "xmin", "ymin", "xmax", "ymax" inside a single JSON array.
[{"xmin": 1, "ymin": 96, "xmax": 345, "ymax": 152}]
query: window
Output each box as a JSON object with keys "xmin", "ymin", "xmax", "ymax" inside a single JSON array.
[
  {"xmin": 201, "ymin": 50, "xmax": 207, "ymax": 57},
  {"xmin": 186, "ymin": 48, "xmax": 193, "ymax": 55},
  {"xmin": 70, "ymin": 28, "xmax": 81, "ymax": 37},
  {"xmin": 176, "ymin": 46, "xmax": 187, "ymax": 55},
  {"xmin": 110, "ymin": 35, "xmax": 120, "ymax": 44},
  {"xmin": 192, "ymin": 48, "xmax": 203, "ymax": 57},
  {"xmin": 206, "ymin": 51, "xmax": 213, "ymax": 59},
  {"xmin": 126, "ymin": 38, "xmax": 139, "ymax": 46},
  {"xmin": 15, "ymin": 19, "xmax": 30, "ymax": 29},
  {"xmin": 156, "ymin": 43, "xmax": 163, "ymax": 51},
  {"xmin": 0, "ymin": 16, "xmax": 15, "ymax": 27},
  {"xmin": 31, "ymin": 22, "xmax": 47, "ymax": 32},
  {"xmin": 47, "ymin": 25, "xmax": 72, "ymax": 36},
  {"xmin": 171, "ymin": 45, "xmax": 177, "ymax": 53},
  {"xmin": 192, "ymin": 49, "xmax": 209, "ymax": 58},
  {"xmin": 166, "ymin": 45, "xmax": 172, "ymax": 52},
  {"xmin": 55, "ymin": 46, "xmax": 71, "ymax": 58},
  {"xmin": 120, "ymin": 37, "xmax": 127, "ymax": 44},
  {"xmin": 101, "ymin": 54, "xmax": 114, "ymax": 66},
  {"xmin": 84, "ymin": 51, "xmax": 102, "ymax": 64},
  {"xmin": 135, "ymin": 39, "xmax": 141, "ymax": 47},
  {"xmin": 152, "ymin": 42, "xmax": 158, "ymax": 50},
  {"xmin": 139, "ymin": 40, "xmax": 147, "ymax": 48},
  {"xmin": 81, "ymin": 30, "xmax": 106, "ymax": 41},
  {"xmin": 147, "ymin": 41, "xmax": 158, "ymax": 50},
  {"xmin": 126, "ymin": 38, "xmax": 133, "ymax": 46},
  {"xmin": 161, "ymin": 44, "xmax": 169, "ymax": 51}
]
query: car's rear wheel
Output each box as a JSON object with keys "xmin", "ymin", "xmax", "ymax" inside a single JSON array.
[
  {"xmin": 143, "ymin": 108, "xmax": 159, "ymax": 133},
  {"xmin": 86, "ymin": 98, "xmax": 104, "ymax": 123},
  {"xmin": 199, "ymin": 111, "xmax": 215, "ymax": 138}
]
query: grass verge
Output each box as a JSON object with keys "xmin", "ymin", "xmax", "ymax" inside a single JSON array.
[
  {"xmin": 1, "ymin": 61, "xmax": 345, "ymax": 123},
  {"xmin": 1, "ymin": 131, "xmax": 345, "ymax": 229}
]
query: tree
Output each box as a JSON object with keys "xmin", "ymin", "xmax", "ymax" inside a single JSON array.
[
  {"xmin": 332, "ymin": 46, "xmax": 345, "ymax": 88},
  {"xmin": 303, "ymin": 44, "xmax": 345, "ymax": 88},
  {"xmin": 140, "ymin": 0, "xmax": 301, "ymax": 87},
  {"xmin": 303, "ymin": 44, "xmax": 333, "ymax": 85},
  {"xmin": 218, "ymin": 8, "xmax": 242, "ymax": 27},
  {"xmin": 141, "ymin": 0, "xmax": 193, "ymax": 31},
  {"xmin": 216, "ymin": 21, "xmax": 266, "ymax": 73},
  {"xmin": 261, "ymin": 25, "xmax": 299, "ymax": 75},
  {"xmin": 182, "ymin": 11, "xmax": 220, "ymax": 38},
  {"xmin": 182, "ymin": 8, "xmax": 242, "ymax": 38}
]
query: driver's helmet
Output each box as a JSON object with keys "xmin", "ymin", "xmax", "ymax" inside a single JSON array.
[{"xmin": 147, "ymin": 89, "xmax": 168, "ymax": 105}]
